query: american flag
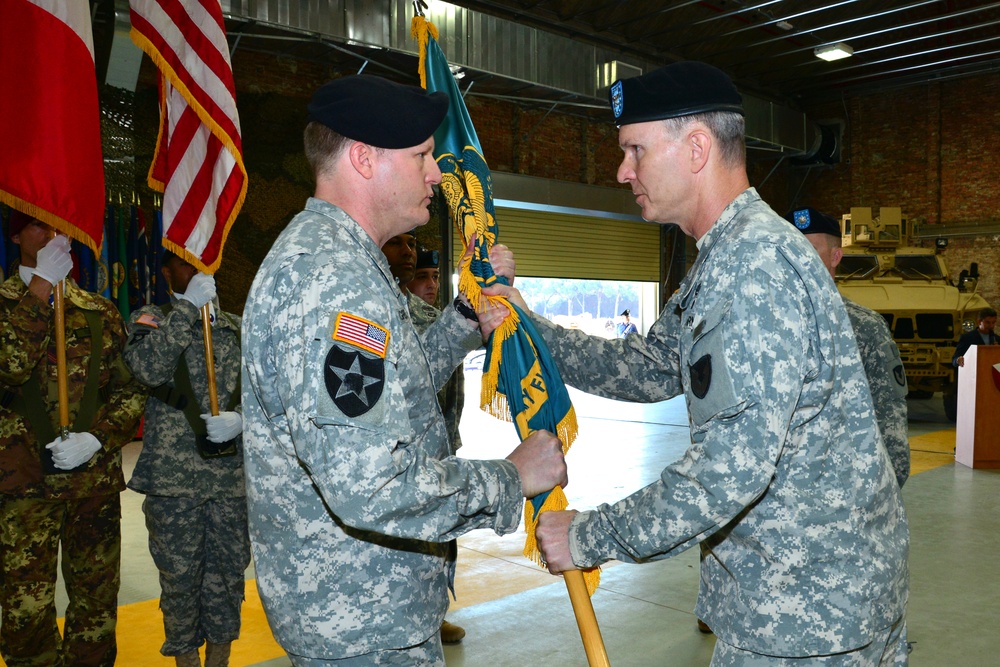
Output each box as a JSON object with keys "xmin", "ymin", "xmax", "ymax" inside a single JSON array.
[
  {"xmin": 333, "ymin": 314, "xmax": 390, "ymax": 358},
  {"xmin": 128, "ymin": 0, "xmax": 247, "ymax": 274}
]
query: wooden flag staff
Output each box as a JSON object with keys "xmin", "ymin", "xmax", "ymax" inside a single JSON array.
[
  {"xmin": 565, "ymin": 569, "xmax": 610, "ymax": 666},
  {"xmin": 201, "ymin": 303, "xmax": 220, "ymax": 416},
  {"xmin": 53, "ymin": 280, "xmax": 71, "ymax": 435}
]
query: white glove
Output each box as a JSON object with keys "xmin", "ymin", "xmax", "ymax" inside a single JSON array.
[
  {"xmin": 201, "ymin": 411, "xmax": 242, "ymax": 443},
  {"xmin": 178, "ymin": 272, "xmax": 217, "ymax": 309},
  {"xmin": 45, "ymin": 431, "xmax": 102, "ymax": 470},
  {"xmin": 33, "ymin": 235, "xmax": 73, "ymax": 285}
]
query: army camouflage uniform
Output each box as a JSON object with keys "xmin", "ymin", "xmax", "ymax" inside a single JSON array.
[
  {"xmin": 844, "ymin": 298, "xmax": 910, "ymax": 488},
  {"xmin": 529, "ymin": 189, "xmax": 909, "ymax": 661},
  {"xmin": 0, "ymin": 273, "xmax": 145, "ymax": 667},
  {"xmin": 406, "ymin": 290, "xmax": 466, "ymax": 454},
  {"xmin": 123, "ymin": 296, "xmax": 250, "ymax": 657},
  {"xmin": 241, "ymin": 198, "xmax": 524, "ymax": 665}
]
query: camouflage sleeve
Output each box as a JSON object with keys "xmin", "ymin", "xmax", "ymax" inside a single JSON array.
[
  {"xmin": 848, "ymin": 302, "xmax": 910, "ymax": 488},
  {"xmin": 0, "ymin": 290, "xmax": 51, "ymax": 385},
  {"xmin": 90, "ymin": 302, "xmax": 147, "ymax": 450},
  {"xmin": 269, "ymin": 259, "xmax": 522, "ymax": 542},
  {"xmin": 123, "ymin": 301, "xmax": 198, "ymax": 387},
  {"xmin": 419, "ymin": 305, "xmax": 481, "ymax": 392},
  {"xmin": 566, "ymin": 247, "xmax": 815, "ymax": 567},
  {"xmin": 527, "ymin": 309, "xmax": 683, "ymax": 403}
]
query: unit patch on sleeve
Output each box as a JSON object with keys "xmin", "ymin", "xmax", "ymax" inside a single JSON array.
[
  {"xmin": 324, "ymin": 344, "xmax": 385, "ymax": 417},
  {"xmin": 324, "ymin": 313, "xmax": 389, "ymax": 417}
]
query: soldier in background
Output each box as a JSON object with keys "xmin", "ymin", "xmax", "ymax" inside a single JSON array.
[
  {"xmin": 0, "ymin": 210, "xmax": 145, "ymax": 666},
  {"xmin": 787, "ymin": 206, "xmax": 910, "ymax": 488},
  {"xmin": 483, "ymin": 62, "xmax": 910, "ymax": 664},
  {"xmin": 383, "ymin": 240, "xmax": 467, "ymax": 645},
  {"xmin": 123, "ymin": 251, "xmax": 248, "ymax": 667},
  {"xmin": 407, "ymin": 247, "xmax": 441, "ymax": 308}
]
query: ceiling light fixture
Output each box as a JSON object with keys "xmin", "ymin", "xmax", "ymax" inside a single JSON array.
[{"xmin": 814, "ymin": 42, "xmax": 854, "ymax": 61}]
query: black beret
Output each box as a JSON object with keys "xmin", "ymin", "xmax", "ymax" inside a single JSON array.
[
  {"xmin": 609, "ymin": 61, "xmax": 743, "ymax": 127},
  {"xmin": 785, "ymin": 207, "xmax": 841, "ymax": 237},
  {"xmin": 7, "ymin": 209, "xmax": 35, "ymax": 239},
  {"xmin": 307, "ymin": 75, "xmax": 449, "ymax": 149},
  {"xmin": 416, "ymin": 248, "xmax": 439, "ymax": 270}
]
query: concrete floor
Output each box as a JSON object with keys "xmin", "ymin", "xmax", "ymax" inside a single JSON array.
[{"xmin": 32, "ymin": 382, "xmax": 1000, "ymax": 667}]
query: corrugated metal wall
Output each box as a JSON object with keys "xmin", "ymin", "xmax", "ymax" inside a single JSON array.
[{"xmin": 451, "ymin": 208, "xmax": 660, "ymax": 282}]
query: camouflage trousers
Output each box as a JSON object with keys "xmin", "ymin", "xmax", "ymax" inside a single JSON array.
[
  {"xmin": 711, "ymin": 616, "xmax": 908, "ymax": 666},
  {"xmin": 0, "ymin": 494, "xmax": 121, "ymax": 667},
  {"xmin": 142, "ymin": 495, "xmax": 251, "ymax": 656},
  {"xmin": 288, "ymin": 632, "xmax": 444, "ymax": 666}
]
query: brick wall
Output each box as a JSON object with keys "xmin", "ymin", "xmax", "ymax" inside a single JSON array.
[
  {"xmin": 797, "ymin": 74, "xmax": 1000, "ymax": 305},
  {"xmin": 123, "ymin": 48, "xmax": 1000, "ymax": 310}
]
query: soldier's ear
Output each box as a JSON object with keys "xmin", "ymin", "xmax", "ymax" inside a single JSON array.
[{"xmin": 831, "ymin": 245, "xmax": 844, "ymax": 269}]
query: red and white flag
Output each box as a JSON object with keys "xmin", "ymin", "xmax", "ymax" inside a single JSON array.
[
  {"xmin": 0, "ymin": 0, "xmax": 106, "ymax": 253},
  {"xmin": 129, "ymin": 0, "xmax": 246, "ymax": 274}
]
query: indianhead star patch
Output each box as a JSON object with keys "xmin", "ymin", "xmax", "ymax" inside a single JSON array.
[{"xmin": 324, "ymin": 345, "xmax": 385, "ymax": 417}]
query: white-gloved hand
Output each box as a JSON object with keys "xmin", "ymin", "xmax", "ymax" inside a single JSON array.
[
  {"xmin": 178, "ymin": 272, "xmax": 217, "ymax": 309},
  {"xmin": 201, "ymin": 411, "xmax": 242, "ymax": 443},
  {"xmin": 45, "ymin": 432, "xmax": 102, "ymax": 470},
  {"xmin": 33, "ymin": 235, "xmax": 73, "ymax": 285}
]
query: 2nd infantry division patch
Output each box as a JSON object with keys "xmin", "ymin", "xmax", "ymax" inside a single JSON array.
[{"xmin": 325, "ymin": 313, "xmax": 390, "ymax": 417}]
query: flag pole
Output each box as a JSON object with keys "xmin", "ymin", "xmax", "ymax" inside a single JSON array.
[
  {"xmin": 201, "ymin": 304, "xmax": 220, "ymax": 415},
  {"xmin": 53, "ymin": 279, "xmax": 71, "ymax": 435},
  {"xmin": 564, "ymin": 570, "xmax": 610, "ymax": 667}
]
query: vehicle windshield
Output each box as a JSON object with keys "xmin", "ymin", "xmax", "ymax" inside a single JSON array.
[
  {"xmin": 835, "ymin": 254, "xmax": 944, "ymax": 280},
  {"xmin": 893, "ymin": 255, "xmax": 944, "ymax": 280},
  {"xmin": 836, "ymin": 255, "xmax": 879, "ymax": 279}
]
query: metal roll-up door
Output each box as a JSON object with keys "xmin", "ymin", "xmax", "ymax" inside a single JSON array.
[{"xmin": 451, "ymin": 207, "xmax": 660, "ymax": 281}]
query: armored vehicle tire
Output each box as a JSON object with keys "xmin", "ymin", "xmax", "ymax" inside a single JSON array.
[
  {"xmin": 907, "ymin": 390, "xmax": 934, "ymax": 400},
  {"xmin": 943, "ymin": 390, "xmax": 958, "ymax": 423}
]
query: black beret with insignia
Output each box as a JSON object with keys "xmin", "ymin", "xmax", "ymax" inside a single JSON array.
[
  {"xmin": 784, "ymin": 207, "xmax": 841, "ymax": 238},
  {"xmin": 308, "ymin": 75, "xmax": 449, "ymax": 149},
  {"xmin": 416, "ymin": 248, "xmax": 439, "ymax": 270},
  {"xmin": 609, "ymin": 61, "xmax": 743, "ymax": 127}
]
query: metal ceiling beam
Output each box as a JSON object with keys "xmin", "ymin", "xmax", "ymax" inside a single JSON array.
[
  {"xmin": 659, "ymin": 0, "xmax": 855, "ymax": 49},
  {"xmin": 704, "ymin": 0, "xmax": 941, "ymax": 63},
  {"xmin": 727, "ymin": 2, "xmax": 1000, "ymax": 86}
]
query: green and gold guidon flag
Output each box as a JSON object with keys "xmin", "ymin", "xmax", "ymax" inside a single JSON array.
[{"xmin": 412, "ymin": 15, "xmax": 598, "ymax": 594}]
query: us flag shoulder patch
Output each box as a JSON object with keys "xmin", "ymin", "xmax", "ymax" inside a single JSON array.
[
  {"xmin": 136, "ymin": 313, "xmax": 160, "ymax": 328},
  {"xmin": 333, "ymin": 313, "xmax": 390, "ymax": 358}
]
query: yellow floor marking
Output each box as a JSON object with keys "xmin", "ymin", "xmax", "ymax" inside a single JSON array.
[
  {"xmin": 31, "ymin": 428, "xmax": 957, "ymax": 667},
  {"xmin": 111, "ymin": 579, "xmax": 285, "ymax": 666},
  {"xmin": 910, "ymin": 429, "xmax": 956, "ymax": 476}
]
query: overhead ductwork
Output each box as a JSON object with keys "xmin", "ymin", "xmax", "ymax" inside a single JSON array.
[{"xmin": 216, "ymin": 0, "xmax": 834, "ymax": 160}]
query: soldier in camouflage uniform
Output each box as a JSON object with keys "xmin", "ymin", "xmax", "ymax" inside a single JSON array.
[
  {"xmin": 124, "ymin": 251, "xmax": 249, "ymax": 667},
  {"xmin": 240, "ymin": 75, "xmax": 567, "ymax": 666},
  {"xmin": 382, "ymin": 235, "xmax": 467, "ymax": 645},
  {"xmin": 0, "ymin": 211, "xmax": 145, "ymax": 667},
  {"xmin": 484, "ymin": 62, "xmax": 910, "ymax": 665},
  {"xmin": 786, "ymin": 206, "xmax": 910, "ymax": 488}
]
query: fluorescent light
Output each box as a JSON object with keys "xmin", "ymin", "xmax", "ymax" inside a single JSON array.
[
  {"xmin": 814, "ymin": 43, "xmax": 854, "ymax": 62},
  {"xmin": 776, "ymin": 21, "xmax": 793, "ymax": 31}
]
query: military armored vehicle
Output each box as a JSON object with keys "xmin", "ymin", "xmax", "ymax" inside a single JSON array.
[{"xmin": 835, "ymin": 207, "xmax": 990, "ymax": 421}]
